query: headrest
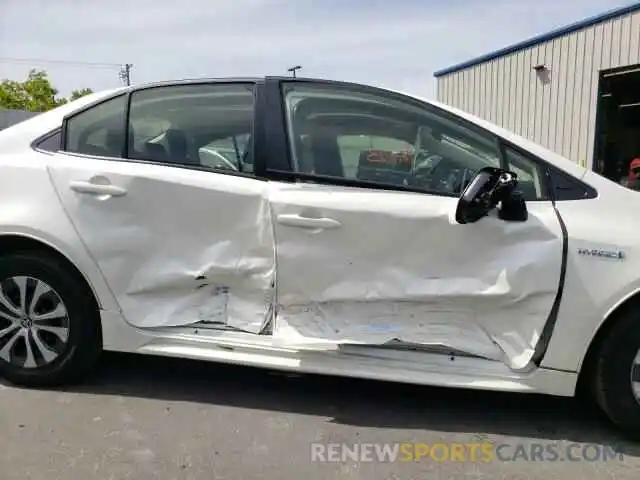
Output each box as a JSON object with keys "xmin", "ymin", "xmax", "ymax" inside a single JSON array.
[
  {"xmin": 165, "ymin": 129, "xmax": 188, "ymax": 148},
  {"xmin": 144, "ymin": 142, "xmax": 168, "ymax": 162},
  {"xmin": 105, "ymin": 129, "xmax": 124, "ymax": 157}
]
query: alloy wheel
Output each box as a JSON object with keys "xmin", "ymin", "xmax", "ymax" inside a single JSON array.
[{"xmin": 0, "ymin": 276, "xmax": 70, "ymax": 369}]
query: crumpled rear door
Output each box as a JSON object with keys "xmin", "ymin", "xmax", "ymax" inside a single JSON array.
[{"xmin": 49, "ymin": 155, "xmax": 276, "ymax": 333}]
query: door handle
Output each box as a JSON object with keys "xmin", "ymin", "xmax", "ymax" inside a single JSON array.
[
  {"xmin": 277, "ymin": 214, "xmax": 341, "ymax": 229},
  {"xmin": 69, "ymin": 181, "xmax": 127, "ymax": 197}
]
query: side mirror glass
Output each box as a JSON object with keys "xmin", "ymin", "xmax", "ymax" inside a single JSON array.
[{"xmin": 455, "ymin": 166, "xmax": 528, "ymax": 224}]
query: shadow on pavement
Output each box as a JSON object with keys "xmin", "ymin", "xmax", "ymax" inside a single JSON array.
[{"xmin": 6, "ymin": 351, "xmax": 640, "ymax": 456}]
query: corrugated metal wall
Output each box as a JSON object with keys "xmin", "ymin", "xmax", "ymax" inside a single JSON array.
[{"xmin": 436, "ymin": 10, "xmax": 640, "ymax": 168}]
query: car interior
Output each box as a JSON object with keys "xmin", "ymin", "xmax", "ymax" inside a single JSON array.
[
  {"xmin": 288, "ymin": 96, "xmax": 544, "ymax": 198},
  {"xmin": 70, "ymin": 89, "xmax": 256, "ymax": 173},
  {"xmin": 129, "ymin": 104, "xmax": 255, "ymax": 172}
]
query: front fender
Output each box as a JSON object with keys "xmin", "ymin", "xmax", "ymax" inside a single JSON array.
[{"xmin": 541, "ymin": 171, "xmax": 640, "ymax": 372}]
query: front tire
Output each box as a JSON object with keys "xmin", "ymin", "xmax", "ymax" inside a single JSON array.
[
  {"xmin": 0, "ymin": 252, "xmax": 102, "ymax": 387},
  {"xmin": 592, "ymin": 309, "xmax": 640, "ymax": 439}
]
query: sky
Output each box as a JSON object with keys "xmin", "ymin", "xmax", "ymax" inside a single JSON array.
[{"xmin": 0, "ymin": 0, "xmax": 637, "ymax": 99}]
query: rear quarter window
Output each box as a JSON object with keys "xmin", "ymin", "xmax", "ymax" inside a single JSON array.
[{"xmin": 33, "ymin": 129, "xmax": 61, "ymax": 153}]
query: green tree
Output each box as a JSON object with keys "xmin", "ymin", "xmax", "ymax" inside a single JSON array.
[
  {"xmin": 0, "ymin": 69, "xmax": 94, "ymax": 112},
  {"xmin": 69, "ymin": 88, "xmax": 94, "ymax": 101}
]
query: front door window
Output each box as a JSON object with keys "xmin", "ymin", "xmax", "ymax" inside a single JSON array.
[
  {"xmin": 281, "ymin": 83, "xmax": 547, "ymax": 200},
  {"xmin": 282, "ymin": 83, "xmax": 502, "ymax": 196}
]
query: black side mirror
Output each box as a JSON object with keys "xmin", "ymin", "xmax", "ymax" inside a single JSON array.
[
  {"xmin": 498, "ymin": 190, "xmax": 528, "ymax": 222},
  {"xmin": 455, "ymin": 166, "xmax": 528, "ymax": 224}
]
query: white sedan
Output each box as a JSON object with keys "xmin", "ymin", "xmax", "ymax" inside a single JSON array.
[{"xmin": 0, "ymin": 77, "xmax": 638, "ymax": 438}]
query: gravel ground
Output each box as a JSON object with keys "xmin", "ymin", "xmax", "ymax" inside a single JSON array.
[{"xmin": 1, "ymin": 352, "xmax": 639, "ymax": 480}]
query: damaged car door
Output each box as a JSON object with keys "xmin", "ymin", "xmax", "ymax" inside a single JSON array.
[
  {"xmin": 267, "ymin": 81, "xmax": 564, "ymax": 370},
  {"xmin": 48, "ymin": 82, "xmax": 276, "ymax": 333}
]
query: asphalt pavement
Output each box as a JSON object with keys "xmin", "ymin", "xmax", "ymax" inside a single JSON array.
[{"xmin": 2, "ymin": 352, "xmax": 639, "ymax": 480}]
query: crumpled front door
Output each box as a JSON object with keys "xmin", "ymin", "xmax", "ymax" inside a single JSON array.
[{"xmin": 269, "ymin": 181, "xmax": 563, "ymax": 370}]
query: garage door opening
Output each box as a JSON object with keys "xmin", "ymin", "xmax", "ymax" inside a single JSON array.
[{"xmin": 593, "ymin": 65, "xmax": 640, "ymax": 188}]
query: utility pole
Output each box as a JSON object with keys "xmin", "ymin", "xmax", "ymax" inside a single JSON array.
[
  {"xmin": 119, "ymin": 63, "xmax": 133, "ymax": 86},
  {"xmin": 287, "ymin": 65, "xmax": 302, "ymax": 78}
]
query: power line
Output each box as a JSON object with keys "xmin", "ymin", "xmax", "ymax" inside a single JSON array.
[
  {"xmin": 118, "ymin": 64, "xmax": 133, "ymax": 86},
  {"xmin": 0, "ymin": 56, "xmax": 122, "ymax": 69},
  {"xmin": 0, "ymin": 57, "xmax": 133, "ymax": 86}
]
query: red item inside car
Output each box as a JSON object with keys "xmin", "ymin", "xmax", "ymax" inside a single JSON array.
[{"xmin": 629, "ymin": 158, "xmax": 640, "ymax": 181}]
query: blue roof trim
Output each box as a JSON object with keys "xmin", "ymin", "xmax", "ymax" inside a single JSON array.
[{"xmin": 433, "ymin": 2, "xmax": 640, "ymax": 78}]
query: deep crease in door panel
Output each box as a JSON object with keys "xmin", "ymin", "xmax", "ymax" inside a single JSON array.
[{"xmin": 269, "ymin": 183, "xmax": 564, "ymax": 370}]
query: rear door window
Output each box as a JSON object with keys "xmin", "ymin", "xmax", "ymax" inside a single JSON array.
[
  {"xmin": 127, "ymin": 83, "xmax": 255, "ymax": 171},
  {"xmin": 63, "ymin": 94, "xmax": 127, "ymax": 157}
]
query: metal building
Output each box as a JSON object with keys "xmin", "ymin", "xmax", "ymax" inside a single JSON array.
[
  {"xmin": 0, "ymin": 109, "xmax": 38, "ymax": 131},
  {"xmin": 434, "ymin": 3, "xmax": 640, "ymax": 184}
]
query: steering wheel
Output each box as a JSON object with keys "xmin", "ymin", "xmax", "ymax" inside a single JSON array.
[
  {"xmin": 411, "ymin": 154, "xmax": 479, "ymax": 194},
  {"xmin": 455, "ymin": 167, "xmax": 478, "ymax": 194},
  {"xmin": 408, "ymin": 153, "xmax": 443, "ymax": 188},
  {"xmin": 202, "ymin": 149, "xmax": 239, "ymax": 171}
]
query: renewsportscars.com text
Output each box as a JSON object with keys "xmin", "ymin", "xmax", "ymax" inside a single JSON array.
[{"xmin": 310, "ymin": 442, "xmax": 626, "ymax": 463}]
